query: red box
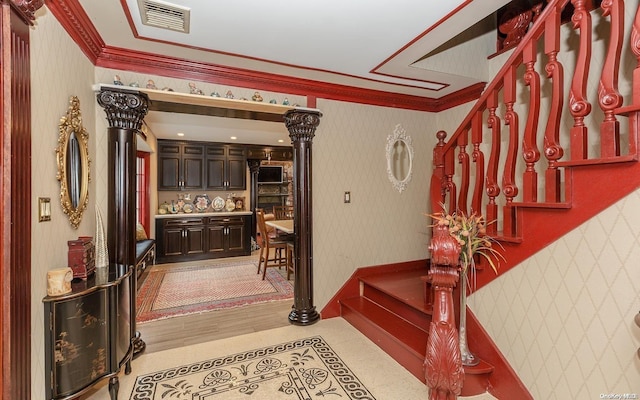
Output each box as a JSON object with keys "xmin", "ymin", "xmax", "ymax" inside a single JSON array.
[{"xmin": 68, "ymin": 236, "xmax": 95, "ymax": 280}]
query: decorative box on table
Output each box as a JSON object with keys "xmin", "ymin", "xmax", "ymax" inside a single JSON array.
[{"xmin": 67, "ymin": 236, "xmax": 95, "ymax": 280}]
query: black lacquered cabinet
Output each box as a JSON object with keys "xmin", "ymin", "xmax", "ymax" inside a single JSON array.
[{"xmin": 43, "ymin": 264, "xmax": 134, "ymax": 400}]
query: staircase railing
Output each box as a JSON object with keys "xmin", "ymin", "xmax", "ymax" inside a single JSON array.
[{"xmin": 431, "ymin": 0, "xmax": 640, "ymax": 243}]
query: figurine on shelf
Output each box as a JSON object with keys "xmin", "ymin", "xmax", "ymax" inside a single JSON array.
[
  {"xmin": 146, "ymin": 79, "xmax": 158, "ymax": 89},
  {"xmin": 161, "ymin": 87, "xmax": 174, "ymax": 92},
  {"xmin": 225, "ymin": 90, "xmax": 234, "ymax": 99},
  {"xmin": 252, "ymin": 91, "xmax": 263, "ymax": 102},
  {"xmin": 282, "ymin": 98, "xmax": 290, "ymax": 105},
  {"xmin": 269, "ymin": 99, "xmax": 277, "ymax": 104},
  {"xmin": 210, "ymin": 91, "xmax": 221, "ymax": 97},
  {"xmin": 129, "ymin": 81, "xmax": 140, "ymax": 88},
  {"xmin": 189, "ymin": 82, "xmax": 205, "ymax": 95},
  {"xmin": 113, "ymin": 75, "xmax": 123, "ymax": 86}
]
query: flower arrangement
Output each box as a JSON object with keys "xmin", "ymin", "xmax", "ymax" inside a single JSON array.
[{"xmin": 428, "ymin": 208, "xmax": 503, "ymax": 277}]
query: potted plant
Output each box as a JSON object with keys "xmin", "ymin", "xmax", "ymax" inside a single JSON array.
[{"xmin": 428, "ymin": 208, "xmax": 503, "ymax": 366}]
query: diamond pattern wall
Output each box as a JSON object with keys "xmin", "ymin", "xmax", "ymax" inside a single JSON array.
[
  {"xmin": 470, "ymin": 190, "xmax": 640, "ymax": 398},
  {"xmin": 30, "ymin": 7, "xmax": 97, "ymax": 399}
]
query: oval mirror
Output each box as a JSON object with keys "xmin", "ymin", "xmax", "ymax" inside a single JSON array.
[
  {"xmin": 56, "ymin": 96, "xmax": 91, "ymax": 229},
  {"xmin": 386, "ymin": 124, "xmax": 414, "ymax": 193}
]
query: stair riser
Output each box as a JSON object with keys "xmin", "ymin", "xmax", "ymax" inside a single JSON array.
[
  {"xmin": 341, "ymin": 303, "xmax": 427, "ymax": 383},
  {"xmin": 362, "ymin": 284, "xmax": 431, "ymax": 330}
]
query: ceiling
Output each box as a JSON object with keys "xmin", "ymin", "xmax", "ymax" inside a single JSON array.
[{"xmin": 72, "ymin": 0, "xmax": 510, "ymax": 145}]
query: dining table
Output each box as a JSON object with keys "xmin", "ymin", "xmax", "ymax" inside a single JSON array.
[{"xmin": 265, "ymin": 219, "xmax": 294, "ymax": 234}]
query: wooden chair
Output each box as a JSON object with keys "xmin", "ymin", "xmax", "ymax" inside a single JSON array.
[
  {"xmin": 272, "ymin": 205, "xmax": 294, "ymax": 220},
  {"xmin": 256, "ymin": 209, "xmax": 293, "ymax": 280}
]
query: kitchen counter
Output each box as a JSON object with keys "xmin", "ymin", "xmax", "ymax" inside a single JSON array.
[{"xmin": 155, "ymin": 211, "xmax": 253, "ymax": 219}]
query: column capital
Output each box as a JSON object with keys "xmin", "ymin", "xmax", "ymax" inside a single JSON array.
[
  {"xmin": 96, "ymin": 89, "xmax": 149, "ymax": 131},
  {"xmin": 284, "ymin": 109, "xmax": 322, "ymax": 143}
]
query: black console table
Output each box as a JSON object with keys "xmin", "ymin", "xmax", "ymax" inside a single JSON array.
[{"xmin": 43, "ymin": 264, "xmax": 135, "ymax": 400}]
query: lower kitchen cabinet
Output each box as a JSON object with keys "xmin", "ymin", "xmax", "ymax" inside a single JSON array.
[{"xmin": 156, "ymin": 213, "xmax": 251, "ymax": 263}]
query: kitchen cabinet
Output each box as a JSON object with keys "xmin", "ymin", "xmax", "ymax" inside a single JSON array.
[
  {"xmin": 205, "ymin": 215, "xmax": 250, "ymax": 257},
  {"xmin": 158, "ymin": 141, "xmax": 205, "ymax": 190},
  {"xmin": 246, "ymin": 145, "xmax": 293, "ymax": 161},
  {"xmin": 156, "ymin": 213, "xmax": 251, "ymax": 263},
  {"xmin": 43, "ymin": 265, "xmax": 134, "ymax": 400},
  {"xmin": 157, "ymin": 217, "xmax": 206, "ymax": 261},
  {"xmin": 205, "ymin": 145, "xmax": 246, "ymax": 190}
]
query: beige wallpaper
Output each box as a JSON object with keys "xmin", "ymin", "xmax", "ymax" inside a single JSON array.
[{"xmin": 30, "ymin": 6, "xmax": 97, "ymax": 399}]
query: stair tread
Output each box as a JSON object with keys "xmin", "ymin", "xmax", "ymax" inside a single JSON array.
[
  {"xmin": 341, "ymin": 296, "xmax": 428, "ymax": 355},
  {"xmin": 360, "ymin": 269, "xmax": 430, "ymax": 314}
]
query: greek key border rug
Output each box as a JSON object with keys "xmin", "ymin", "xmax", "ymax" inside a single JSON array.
[{"xmin": 129, "ymin": 336, "xmax": 376, "ymax": 400}]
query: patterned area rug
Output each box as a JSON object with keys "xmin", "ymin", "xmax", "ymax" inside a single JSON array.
[
  {"xmin": 129, "ymin": 336, "xmax": 376, "ymax": 400},
  {"xmin": 136, "ymin": 261, "xmax": 293, "ymax": 323}
]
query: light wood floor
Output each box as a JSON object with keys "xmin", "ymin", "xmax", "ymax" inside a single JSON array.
[{"xmin": 136, "ymin": 252, "xmax": 294, "ymax": 354}]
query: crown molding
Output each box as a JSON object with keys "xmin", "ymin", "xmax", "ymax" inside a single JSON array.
[{"xmin": 45, "ymin": 0, "xmax": 481, "ymax": 112}]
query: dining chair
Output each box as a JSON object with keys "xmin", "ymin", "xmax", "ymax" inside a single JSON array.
[
  {"xmin": 256, "ymin": 209, "xmax": 293, "ymax": 280},
  {"xmin": 272, "ymin": 205, "xmax": 294, "ymax": 220}
]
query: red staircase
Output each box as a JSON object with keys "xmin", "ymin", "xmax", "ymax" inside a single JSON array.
[{"xmin": 326, "ymin": 1, "xmax": 640, "ymax": 399}]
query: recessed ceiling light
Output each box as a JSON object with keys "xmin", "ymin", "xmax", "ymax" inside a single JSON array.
[
  {"xmin": 230, "ymin": 136, "xmax": 237, "ymax": 140},
  {"xmin": 278, "ymin": 139, "xmax": 284, "ymax": 143},
  {"xmin": 177, "ymin": 132, "xmax": 184, "ymax": 137}
]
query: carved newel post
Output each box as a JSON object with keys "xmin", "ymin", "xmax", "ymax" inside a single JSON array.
[
  {"xmin": 97, "ymin": 88, "xmax": 149, "ymax": 357},
  {"xmin": 284, "ymin": 109, "xmax": 322, "ymax": 325},
  {"xmin": 424, "ymin": 223, "xmax": 464, "ymax": 400}
]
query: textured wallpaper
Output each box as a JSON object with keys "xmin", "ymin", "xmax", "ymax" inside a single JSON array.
[{"xmin": 30, "ymin": 6, "xmax": 97, "ymax": 399}]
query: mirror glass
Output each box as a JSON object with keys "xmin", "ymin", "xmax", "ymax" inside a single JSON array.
[
  {"xmin": 56, "ymin": 96, "xmax": 90, "ymax": 229},
  {"xmin": 386, "ymin": 124, "xmax": 414, "ymax": 193}
]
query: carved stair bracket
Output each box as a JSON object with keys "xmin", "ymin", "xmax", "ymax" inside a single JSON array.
[{"xmin": 424, "ymin": 224, "xmax": 464, "ymax": 399}]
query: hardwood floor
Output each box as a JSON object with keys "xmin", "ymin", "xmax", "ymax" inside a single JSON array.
[{"xmin": 136, "ymin": 252, "xmax": 294, "ymax": 354}]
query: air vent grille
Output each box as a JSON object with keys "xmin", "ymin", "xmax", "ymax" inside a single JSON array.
[{"xmin": 138, "ymin": 0, "xmax": 190, "ymax": 33}]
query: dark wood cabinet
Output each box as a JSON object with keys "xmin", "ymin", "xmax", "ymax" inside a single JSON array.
[
  {"xmin": 205, "ymin": 215, "xmax": 250, "ymax": 256},
  {"xmin": 246, "ymin": 145, "xmax": 293, "ymax": 161},
  {"xmin": 205, "ymin": 145, "xmax": 246, "ymax": 190},
  {"xmin": 158, "ymin": 217, "xmax": 206, "ymax": 260},
  {"xmin": 158, "ymin": 141, "xmax": 205, "ymax": 190},
  {"xmin": 156, "ymin": 214, "xmax": 251, "ymax": 263},
  {"xmin": 43, "ymin": 265, "xmax": 134, "ymax": 400}
]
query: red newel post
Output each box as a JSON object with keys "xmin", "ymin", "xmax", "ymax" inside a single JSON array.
[{"xmin": 424, "ymin": 224, "xmax": 464, "ymax": 399}]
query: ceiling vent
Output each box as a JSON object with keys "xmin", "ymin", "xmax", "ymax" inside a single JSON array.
[{"xmin": 138, "ymin": 0, "xmax": 190, "ymax": 34}]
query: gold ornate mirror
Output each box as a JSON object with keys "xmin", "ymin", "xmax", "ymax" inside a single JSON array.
[
  {"xmin": 386, "ymin": 124, "xmax": 414, "ymax": 193},
  {"xmin": 56, "ymin": 96, "xmax": 90, "ymax": 229}
]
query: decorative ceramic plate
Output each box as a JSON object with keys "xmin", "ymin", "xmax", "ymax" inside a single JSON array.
[
  {"xmin": 182, "ymin": 204, "xmax": 194, "ymax": 213},
  {"xmin": 193, "ymin": 194, "xmax": 211, "ymax": 212},
  {"xmin": 212, "ymin": 196, "xmax": 225, "ymax": 211}
]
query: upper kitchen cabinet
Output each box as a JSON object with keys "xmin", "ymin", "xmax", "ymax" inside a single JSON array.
[
  {"xmin": 205, "ymin": 145, "xmax": 247, "ymax": 191},
  {"xmin": 158, "ymin": 141, "xmax": 205, "ymax": 190}
]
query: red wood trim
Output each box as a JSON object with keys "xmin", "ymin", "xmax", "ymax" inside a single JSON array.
[
  {"xmin": 44, "ymin": 0, "xmax": 103, "ymax": 63},
  {"xmin": 543, "ymin": 3, "xmax": 565, "ymax": 203},
  {"xmin": 598, "ymin": 0, "xmax": 623, "ymax": 158},
  {"xmin": 569, "ymin": 0, "xmax": 592, "ymax": 160},
  {"xmin": 467, "ymin": 309, "xmax": 533, "ymax": 399},
  {"xmin": 523, "ymin": 40, "xmax": 540, "ymax": 203},
  {"xmin": 1, "ymin": 4, "xmax": 33, "ymax": 397},
  {"xmin": 457, "ymin": 133, "xmax": 469, "ymax": 214},
  {"xmin": 485, "ymin": 91, "xmax": 500, "ymax": 235},
  {"xmin": 47, "ymin": 0, "xmax": 483, "ymax": 112},
  {"xmin": 136, "ymin": 151, "xmax": 150, "ymax": 236},
  {"xmin": 320, "ymin": 259, "xmax": 427, "ymax": 319},
  {"xmin": 471, "ymin": 111, "xmax": 484, "ymax": 214}
]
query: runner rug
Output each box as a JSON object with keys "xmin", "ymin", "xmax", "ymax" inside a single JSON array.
[
  {"xmin": 136, "ymin": 261, "xmax": 293, "ymax": 323},
  {"xmin": 129, "ymin": 336, "xmax": 376, "ymax": 400}
]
